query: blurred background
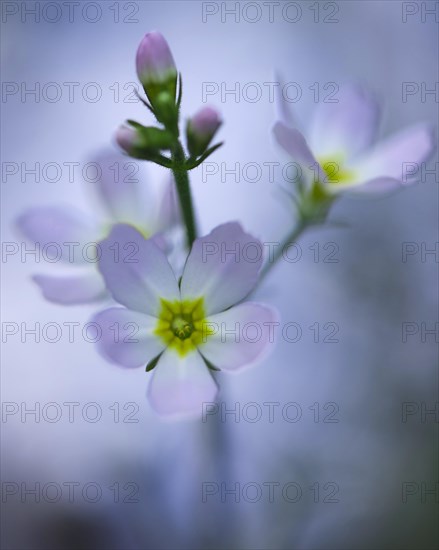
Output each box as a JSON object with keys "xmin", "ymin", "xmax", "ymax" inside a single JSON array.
[{"xmin": 1, "ymin": 1, "xmax": 438, "ymax": 548}]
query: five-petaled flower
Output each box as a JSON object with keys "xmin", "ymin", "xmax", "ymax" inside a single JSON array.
[
  {"xmin": 274, "ymin": 83, "xmax": 435, "ymax": 195},
  {"xmin": 17, "ymin": 151, "xmax": 178, "ymax": 305},
  {"xmin": 93, "ymin": 222, "xmax": 277, "ymax": 417}
]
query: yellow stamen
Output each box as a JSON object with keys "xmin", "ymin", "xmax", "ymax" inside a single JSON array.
[
  {"xmin": 317, "ymin": 156, "xmax": 356, "ymax": 186},
  {"xmin": 154, "ymin": 297, "xmax": 215, "ymax": 357}
]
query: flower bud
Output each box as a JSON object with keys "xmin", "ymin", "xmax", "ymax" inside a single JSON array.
[
  {"xmin": 116, "ymin": 124, "xmax": 174, "ymax": 158},
  {"xmin": 186, "ymin": 107, "xmax": 222, "ymax": 158},
  {"xmin": 116, "ymin": 125, "xmax": 142, "ymax": 156},
  {"xmin": 136, "ymin": 32, "xmax": 178, "ymax": 107}
]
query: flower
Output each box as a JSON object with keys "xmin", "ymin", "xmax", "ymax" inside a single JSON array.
[
  {"xmin": 17, "ymin": 151, "xmax": 179, "ymax": 305},
  {"xmin": 136, "ymin": 31, "xmax": 178, "ymax": 109},
  {"xmin": 93, "ymin": 222, "xmax": 277, "ymax": 417},
  {"xmin": 186, "ymin": 106, "xmax": 222, "ymax": 158},
  {"xmin": 273, "ymin": 83, "xmax": 435, "ymax": 195}
]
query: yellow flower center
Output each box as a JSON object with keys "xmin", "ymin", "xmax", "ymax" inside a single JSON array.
[
  {"xmin": 318, "ymin": 156, "xmax": 356, "ymax": 186},
  {"xmin": 154, "ymin": 297, "xmax": 214, "ymax": 357},
  {"xmin": 101, "ymin": 222, "xmax": 150, "ymax": 241}
]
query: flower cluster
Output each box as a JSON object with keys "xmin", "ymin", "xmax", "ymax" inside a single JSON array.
[
  {"xmin": 116, "ymin": 32, "xmax": 223, "ymax": 172},
  {"xmin": 18, "ymin": 32, "xmax": 436, "ymax": 417}
]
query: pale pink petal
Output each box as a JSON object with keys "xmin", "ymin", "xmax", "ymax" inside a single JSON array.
[
  {"xmin": 309, "ymin": 84, "xmax": 380, "ymax": 160},
  {"xmin": 199, "ymin": 302, "xmax": 278, "ymax": 372},
  {"xmin": 33, "ymin": 269, "xmax": 106, "ymax": 305},
  {"xmin": 181, "ymin": 222, "xmax": 263, "ymax": 316},
  {"xmin": 351, "ymin": 124, "xmax": 435, "ymax": 183},
  {"xmin": 147, "ymin": 348, "xmax": 218, "ymax": 417},
  {"xmin": 17, "ymin": 206, "xmax": 98, "ymax": 264},
  {"xmin": 157, "ymin": 174, "xmax": 181, "ymax": 231},
  {"xmin": 93, "ymin": 308, "xmax": 165, "ymax": 368},
  {"xmin": 98, "ymin": 224, "xmax": 180, "ymax": 316},
  {"xmin": 273, "ymin": 121, "xmax": 322, "ymax": 175},
  {"xmin": 274, "ymin": 71, "xmax": 296, "ymax": 127},
  {"xmin": 90, "ymin": 151, "xmax": 158, "ymax": 234},
  {"xmin": 345, "ymin": 177, "xmax": 402, "ymax": 195}
]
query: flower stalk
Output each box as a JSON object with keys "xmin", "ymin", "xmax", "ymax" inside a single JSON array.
[
  {"xmin": 259, "ymin": 179, "xmax": 335, "ymax": 282},
  {"xmin": 171, "ymin": 140, "xmax": 198, "ymax": 248},
  {"xmin": 259, "ymin": 220, "xmax": 307, "ymax": 282}
]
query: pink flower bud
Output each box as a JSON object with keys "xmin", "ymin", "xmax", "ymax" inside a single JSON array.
[
  {"xmin": 136, "ymin": 32, "xmax": 177, "ymax": 103},
  {"xmin": 115, "ymin": 125, "xmax": 141, "ymax": 155},
  {"xmin": 191, "ymin": 107, "xmax": 222, "ymax": 137},
  {"xmin": 186, "ymin": 107, "xmax": 222, "ymax": 157}
]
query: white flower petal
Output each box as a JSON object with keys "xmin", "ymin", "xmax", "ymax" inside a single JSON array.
[
  {"xmin": 33, "ymin": 269, "xmax": 106, "ymax": 305},
  {"xmin": 181, "ymin": 222, "xmax": 263, "ymax": 316},
  {"xmin": 273, "ymin": 121, "xmax": 325, "ymax": 188},
  {"xmin": 98, "ymin": 224, "xmax": 180, "ymax": 316},
  {"xmin": 274, "ymin": 71, "xmax": 296, "ymax": 128},
  {"xmin": 351, "ymin": 124, "xmax": 435, "ymax": 183},
  {"xmin": 17, "ymin": 206, "xmax": 98, "ymax": 264},
  {"xmin": 90, "ymin": 151, "xmax": 154, "ymax": 232},
  {"xmin": 157, "ymin": 174, "xmax": 181, "ymax": 231},
  {"xmin": 344, "ymin": 177, "xmax": 402, "ymax": 195},
  {"xmin": 93, "ymin": 308, "xmax": 165, "ymax": 368},
  {"xmin": 199, "ymin": 302, "xmax": 278, "ymax": 372},
  {"xmin": 309, "ymin": 84, "xmax": 380, "ymax": 160},
  {"xmin": 147, "ymin": 348, "xmax": 218, "ymax": 417},
  {"xmin": 273, "ymin": 121, "xmax": 321, "ymax": 170}
]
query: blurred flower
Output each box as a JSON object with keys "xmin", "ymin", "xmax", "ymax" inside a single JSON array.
[
  {"xmin": 136, "ymin": 31, "xmax": 178, "ymax": 110},
  {"xmin": 17, "ymin": 151, "xmax": 179, "ymax": 305},
  {"xmin": 274, "ymin": 83, "xmax": 435, "ymax": 195},
  {"xmin": 186, "ymin": 106, "xmax": 222, "ymax": 158},
  {"xmin": 94, "ymin": 222, "xmax": 276, "ymax": 417}
]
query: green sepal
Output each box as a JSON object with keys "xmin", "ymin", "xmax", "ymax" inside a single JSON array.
[
  {"xmin": 176, "ymin": 73, "xmax": 183, "ymax": 110},
  {"xmin": 295, "ymin": 181, "xmax": 336, "ymax": 225},
  {"xmin": 126, "ymin": 119, "xmax": 146, "ymax": 130},
  {"xmin": 126, "ymin": 122, "xmax": 174, "ymax": 151},
  {"xmin": 152, "ymin": 91, "xmax": 179, "ymax": 133},
  {"xmin": 133, "ymin": 89, "xmax": 155, "ymax": 115},
  {"xmin": 145, "ymin": 351, "xmax": 164, "ymax": 372},
  {"xmin": 202, "ymin": 356, "xmax": 221, "ymax": 372},
  {"xmin": 139, "ymin": 126, "xmax": 174, "ymax": 150},
  {"xmin": 142, "ymin": 70, "xmax": 178, "ymax": 113},
  {"xmin": 186, "ymin": 142, "xmax": 224, "ymax": 170}
]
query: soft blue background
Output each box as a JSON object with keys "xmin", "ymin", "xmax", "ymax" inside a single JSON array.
[{"xmin": 1, "ymin": 1, "xmax": 438, "ymax": 549}]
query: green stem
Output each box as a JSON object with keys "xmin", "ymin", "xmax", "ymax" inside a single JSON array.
[
  {"xmin": 259, "ymin": 219, "xmax": 307, "ymax": 282},
  {"xmin": 171, "ymin": 141, "xmax": 198, "ymax": 248}
]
